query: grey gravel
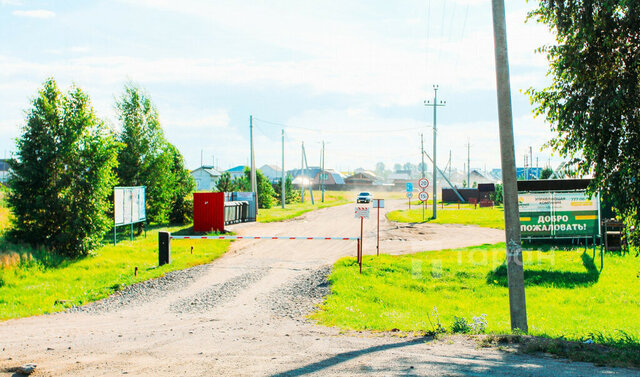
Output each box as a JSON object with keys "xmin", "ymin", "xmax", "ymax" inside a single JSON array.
[
  {"xmin": 69, "ymin": 264, "xmax": 212, "ymax": 314},
  {"xmin": 264, "ymin": 265, "xmax": 331, "ymax": 320},
  {"xmin": 170, "ymin": 269, "xmax": 269, "ymax": 314}
]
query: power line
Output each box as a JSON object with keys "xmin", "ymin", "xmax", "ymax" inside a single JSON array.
[{"xmin": 253, "ymin": 117, "xmax": 426, "ymax": 134}]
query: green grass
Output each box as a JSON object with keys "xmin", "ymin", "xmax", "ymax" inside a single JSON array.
[
  {"xmin": 387, "ymin": 207, "xmax": 505, "ymax": 229},
  {"xmin": 258, "ymin": 191, "xmax": 350, "ymax": 222},
  {"xmin": 0, "ymin": 227, "xmax": 229, "ymax": 320},
  {"xmin": 314, "ymin": 243, "xmax": 640, "ymax": 347}
]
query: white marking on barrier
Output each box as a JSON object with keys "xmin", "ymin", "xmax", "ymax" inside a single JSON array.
[{"xmin": 169, "ymin": 235, "xmax": 360, "ymax": 241}]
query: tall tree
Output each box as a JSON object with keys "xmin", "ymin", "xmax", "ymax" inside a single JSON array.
[
  {"xmin": 528, "ymin": 1, "xmax": 640, "ymax": 246},
  {"xmin": 167, "ymin": 143, "xmax": 196, "ymax": 224},
  {"xmin": 8, "ymin": 79, "xmax": 119, "ymax": 257},
  {"xmin": 215, "ymin": 171, "xmax": 236, "ymax": 192},
  {"xmin": 116, "ymin": 84, "xmax": 174, "ymax": 224}
]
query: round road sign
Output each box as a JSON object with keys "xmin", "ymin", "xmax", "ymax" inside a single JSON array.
[
  {"xmin": 419, "ymin": 191, "xmax": 429, "ymax": 202},
  {"xmin": 419, "ymin": 178, "xmax": 429, "ymax": 189},
  {"xmin": 406, "ymin": 192, "xmax": 413, "ymax": 199}
]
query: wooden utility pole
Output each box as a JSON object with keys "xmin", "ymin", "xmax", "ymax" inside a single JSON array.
[{"xmin": 491, "ymin": 0, "xmax": 528, "ymax": 333}]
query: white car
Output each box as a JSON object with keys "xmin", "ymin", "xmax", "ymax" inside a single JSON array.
[{"xmin": 356, "ymin": 192, "xmax": 373, "ymax": 203}]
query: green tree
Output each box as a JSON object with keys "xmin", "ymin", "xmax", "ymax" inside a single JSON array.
[
  {"xmin": 540, "ymin": 167, "xmax": 553, "ymax": 180},
  {"xmin": 528, "ymin": 0, "xmax": 640, "ymax": 245},
  {"xmin": 167, "ymin": 143, "xmax": 195, "ymax": 224},
  {"xmin": 528, "ymin": 1, "xmax": 640, "ymax": 246},
  {"xmin": 273, "ymin": 174, "xmax": 300, "ymax": 204},
  {"xmin": 490, "ymin": 184, "xmax": 503, "ymax": 205},
  {"xmin": 233, "ymin": 168, "xmax": 276, "ymax": 208},
  {"xmin": 215, "ymin": 171, "xmax": 236, "ymax": 192},
  {"xmin": 8, "ymin": 79, "xmax": 119, "ymax": 257},
  {"xmin": 115, "ymin": 84, "xmax": 174, "ymax": 224}
]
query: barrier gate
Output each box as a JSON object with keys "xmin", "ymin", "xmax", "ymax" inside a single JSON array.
[{"xmin": 158, "ymin": 232, "xmax": 365, "ymax": 272}]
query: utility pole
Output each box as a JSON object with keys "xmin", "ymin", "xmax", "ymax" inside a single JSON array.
[
  {"xmin": 302, "ymin": 142, "xmax": 314, "ymax": 205},
  {"xmin": 200, "ymin": 149, "xmax": 203, "ymax": 167},
  {"xmin": 421, "ymin": 133, "xmax": 425, "ymax": 178},
  {"xmin": 281, "ymin": 129, "xmax": 285, "ymax": 209},
  {"xmin": 425, "ymin": 85, "xmax": 446, "ymax": 219},
  {"xmin": 449, "ymin": 150, "xmax": 452, "ymax": 180},
  {"xmin": 491, "ymin": 0, "xmax": 528, "ymax": 333},
  {"xmin": 321, "ymin": 141, "xmax": 325, "ymax": 202},
  {"xmin": 530, "ymin": 146, "xmax": 533, "ymax": 179},
  {"xmin": 467, "ymin": 139, "xmax": 471, "ymax": 188},
  {"xmin": 300, "ymin": 143, "xmax": 305, "ymax": 203},
  {"xmin": 249, "ymin": 115, "xmax": 257, "ymax": 195}
]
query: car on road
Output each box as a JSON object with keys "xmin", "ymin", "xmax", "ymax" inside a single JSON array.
[{"xmin": 356, "ymin": 192, "xmax": 373, "ymax": 203}]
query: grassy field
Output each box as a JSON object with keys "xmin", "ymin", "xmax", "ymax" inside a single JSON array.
[
  {"xmin": 0, "ymin": 227, "xmax": 229, "ymax": 320},
  {"xmin": 258, "ymin": 191, "xmax": 351, "ymax": 222},
  {"xmin": 314, "ymin": 243, "xmax": 640, "ymax": 347},
  {"xmin": 387, "ymin": 206, "xmax": 505, "ymax": 229}
]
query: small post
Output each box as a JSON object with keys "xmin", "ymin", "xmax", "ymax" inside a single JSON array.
[
  {"xmin": 376, "ymin": 203, "xmax": 380, "ymax": 256},
  {"xmin": 159, "ymin": 231, "xmax": 171, "ymax": 266},
  {"xmin": 359, "ymin": 217, "xmax": 364, "ymax": 274}
]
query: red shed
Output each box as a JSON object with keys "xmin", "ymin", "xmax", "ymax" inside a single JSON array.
[{"xmin": 193, "ymin": 192, "xmax": 225, "ymax": 232}]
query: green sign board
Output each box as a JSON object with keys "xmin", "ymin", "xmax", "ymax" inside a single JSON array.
[{"xmin": 518, "ymin": 191, "xmax": 600, "ymax": 238}]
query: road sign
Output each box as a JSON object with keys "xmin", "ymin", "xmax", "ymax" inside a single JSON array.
[
  {"xmin": 354, "ymin": 206, "xmax": 370, "ymax": 219},
  {"xmin": 406, "ymin": 192, "xmax": 413, "ymax": 199},
  {"xmin": 373, "ymin": 199, "xmax": 385, "ymax": 208},
  {"xmin": 419, "ymin": 191, "xmax": 429, "ymax": 202},
  {"xmin": 419, "ymin": 178, "xmax": 429, "ymax": 189},
  {"xmin": 406, "ymin": 182, "xmax": 413, "ymax": 192}
]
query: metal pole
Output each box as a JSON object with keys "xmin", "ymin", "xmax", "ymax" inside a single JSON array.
[
  {"xmin": 321, "ymin": 141, "xmax": 325, "ymax": 202},
  {"xmin": 491, "ymin": 0, "xmax": 528, "ymax": 333},
  {"xmin": 300, "ymin": 143, "xmax": 305, "ymax": 203},
  {"xmin": 281, "ymin": 129, "xmax": 285, "ymax": 209},
  {"xmin": 377, "ymin": 203, "xmax": 380, "ymax": 256},
  {"xmin": 302, "ymin": 142, "xmax": 314, "ymax": 205},
  {"xmin": 360, "ymin": 217, "xmax": 363, "ymax": 274},
  {"xmin": 467, "ymin": 139, "xmax": 471, "ymax": 188},
  {"xmin": 250, "ymin": 115, "xmax": 257, "ymax": 194},
  {"xmin": 421, "ymin": 133, "xmax": 425, "ymax": 178}
]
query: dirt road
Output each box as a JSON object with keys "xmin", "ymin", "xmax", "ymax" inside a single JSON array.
[{"xmin": 0, "ymin": 201, "xmax": 635, "ymax": 376}]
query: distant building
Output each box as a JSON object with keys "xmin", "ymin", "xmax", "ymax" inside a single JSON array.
[
  {"xmin": 226, "ymin": 165, "xmax": 247, "ymax": 180},
  {"xmin": 191, "ymin": 166, "xmax": 222, "ymax": 191},
  {"xmin": 0, "ymin": 159, "xmax": 9, "ymax": 183},
  {"xmin": 259, "ymin": 164, "xmax": 283, "ymax": 183},
  {"xmin": 345, "ymin": 171, "xmax": 378, "ymax": 186},
  {"xmin": 289, "ymin": 167, "xmax": 345, "ymax": 187}
]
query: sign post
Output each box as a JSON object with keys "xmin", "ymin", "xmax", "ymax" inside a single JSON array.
[
  {"xmin": 355, "ymin": 206, "xmax": 370, "ymax": 273},
  {"xmin": 373, "ymin": 199, "xmax": 385, "ymax": 256},
  {"xmin": 419, "ymin": 178, "xmax": 429, "ymax": 222}
]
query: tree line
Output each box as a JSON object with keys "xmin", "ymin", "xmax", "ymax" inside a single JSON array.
[
  {"xmin": 7, "ymin": 79, "xmax": 195, "ymax": 257},
  {"xmin": 214, "ymin": 170, "xmax": 299, "ymax": 209}
]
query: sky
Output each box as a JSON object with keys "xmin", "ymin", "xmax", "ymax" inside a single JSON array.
[{"xmin": 0, "ymin": 0, "xmax": 559, "ymax": 174}]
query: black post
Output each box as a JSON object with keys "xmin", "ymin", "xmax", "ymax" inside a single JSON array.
[{"xmin": 159, "ymin": 231, "xmax": 171, "ymax": 266}]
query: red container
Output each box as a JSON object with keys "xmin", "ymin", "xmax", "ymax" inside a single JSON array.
[{"xmin": 193, "ymin": 192, "xmax": 225, "ymax": 232}]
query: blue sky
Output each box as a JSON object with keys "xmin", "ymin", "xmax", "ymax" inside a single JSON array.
[{"xmin": 0, "ymin": 0, "xmax": 558, "ymax": 173}]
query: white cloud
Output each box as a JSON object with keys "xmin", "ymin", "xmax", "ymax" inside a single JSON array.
[{"xmin": 12, "ymin": 9, "xmax": 55, "ymax": 18}]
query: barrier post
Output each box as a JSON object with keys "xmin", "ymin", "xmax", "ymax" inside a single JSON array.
[
  {"xmin": 359, "ymin": 217, "xmax": 363, "ymax": 273},
  {"xmin": 159, "ymin": 231, "xmax": 171, "ymax": 266}
]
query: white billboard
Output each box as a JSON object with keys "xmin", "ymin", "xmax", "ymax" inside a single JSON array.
[{"xmin": 114, "ymin": 186, "xmax": 146, "ymax": 225}]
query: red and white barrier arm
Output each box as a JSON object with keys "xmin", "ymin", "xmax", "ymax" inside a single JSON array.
[{"xmin": 169, "ymin": 235, "xmax": 360, "ymax": 241}]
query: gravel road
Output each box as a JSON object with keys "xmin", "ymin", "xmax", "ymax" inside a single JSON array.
[{"xmin": 0, "ymin": 200, "xmax": 636, "ymax": 376}]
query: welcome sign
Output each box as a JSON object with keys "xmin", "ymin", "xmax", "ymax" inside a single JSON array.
[{"xmin": 518, "ymin": 191, "xmax": 600, "ymax": 238}]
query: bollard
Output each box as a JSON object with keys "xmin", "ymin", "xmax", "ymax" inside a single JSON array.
[{"xmin": 159, "ymin": 231, "xmax": 171, "ymax": 266}]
